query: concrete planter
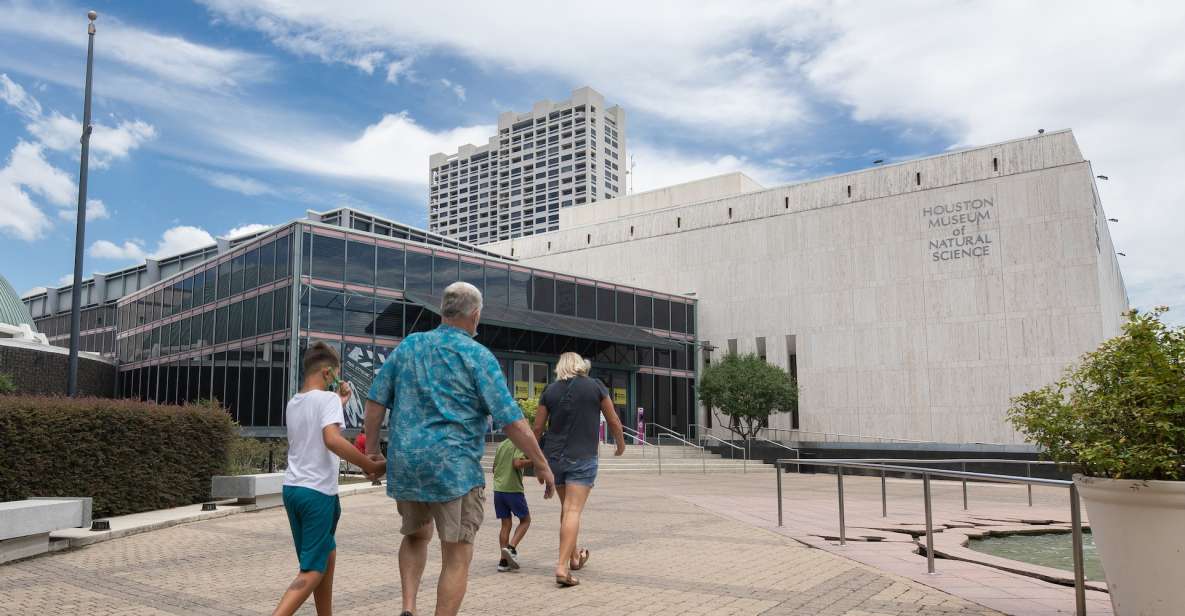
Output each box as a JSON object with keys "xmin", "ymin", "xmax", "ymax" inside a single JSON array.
[{"xmin": 1074, "ymin": 474, "xmax": 1185, "ymax": 616}]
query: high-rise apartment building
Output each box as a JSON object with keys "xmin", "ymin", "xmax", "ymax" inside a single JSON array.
[{"xmin": 428, "ymin": 87, "xmax": 627, "ymax": 244}]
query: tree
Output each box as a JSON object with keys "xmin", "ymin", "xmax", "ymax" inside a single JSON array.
[
  {"xmin": 1008, "ymin": 307, "xmax": 1185, "ymax": 480},
  {"xmin": 698, "ymin": 353, "xmax": 797, "ymax": 440}
]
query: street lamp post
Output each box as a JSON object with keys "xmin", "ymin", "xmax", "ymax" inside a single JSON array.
[{"xmin": 66, "ymin": 10, "xmax": 97, "ymax": 397}]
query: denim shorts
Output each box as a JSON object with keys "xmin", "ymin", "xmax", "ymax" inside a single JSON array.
[{"xmin": 548, "ymin": 455, "xmax": 598, "ymax": 487}]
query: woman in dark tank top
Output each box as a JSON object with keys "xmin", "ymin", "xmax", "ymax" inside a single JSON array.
[{"xmin": 533, "ymin": 352, "xmax": 624, "ymax": 587}]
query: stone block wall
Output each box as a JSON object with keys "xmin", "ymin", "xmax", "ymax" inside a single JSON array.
[{"xmin": 0, "ymin": 342, "xmax": 116, "ymax": 397}]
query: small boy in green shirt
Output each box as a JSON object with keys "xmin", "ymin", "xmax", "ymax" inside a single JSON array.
[{"xmin": 492, "ymin": 438, "xmax": 532, "ymax": 571}]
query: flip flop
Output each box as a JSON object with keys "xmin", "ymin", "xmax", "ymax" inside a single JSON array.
[
  {"xmin": 555, "ymin": 573, "xmax": 580, "ymax": 587},
  {"xmin": 570, "ymin": 548, "xmax": 590, "ymax": 571}
]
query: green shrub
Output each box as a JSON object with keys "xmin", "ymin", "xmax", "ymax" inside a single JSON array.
[
  {"xmin": 517, "ymin": 397, "xmax": 539, "ymax": 426},
  {"xmin": 1008, "ymin": 307, "xmax": 1185, "ymax": 480},
  {"xmin": 0, "ymin": 395, "xmax": 236, "ymax": 517},
  {"xmin": 0, "ymin": 373, "xmax": 14, "ymax": 395}
]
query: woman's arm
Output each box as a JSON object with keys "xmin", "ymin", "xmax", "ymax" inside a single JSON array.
[{"xmin": 532, "ymin": 403, "xmax": 549, "ymax": 442}]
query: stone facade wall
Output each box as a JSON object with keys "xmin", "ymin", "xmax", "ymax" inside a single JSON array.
[{"xmin": 0, "ymin": 342, "xmax": 116, "ymax": 397}]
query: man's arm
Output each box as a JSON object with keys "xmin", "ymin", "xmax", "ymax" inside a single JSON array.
[
  {"xmin": 363, "ymin": 399, "xmax": 385, "ymax": 456},
  {"xmin": 503, "ymin": 418, "xmax": 555, "ymax": 498},
  {"xmin": 600, "ymin": 397, "xmax": 626, "ymax": 456}
]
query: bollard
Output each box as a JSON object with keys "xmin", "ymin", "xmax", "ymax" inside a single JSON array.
[
  {"xmin": 837, "ymin": 467, "xmax": 846, "ymax": 546},
  {"xmin": 923, "ymin": 473, "xmax": 935, "ymax": 574},
  {"xmin": 776, "ymin": 461, "xmax": 783, "ymax": 527},
  {"xmin": 961, "ymin": 462, "xmax": 968, "ymax": 510},
  {"xmin": 1069, "ymin": 484, "xmax": 1086, "ymax": 616},
  {"xmin": 701, "ymin": 444, "xmax": 706, "ymax": 474},
  {"xmin": 657, "ymin": 440, "xmax": 662, "ymax": 475},
  {"xmin": 1026, "ymin": 462, "xmax": 1033, "ymax": 506}
]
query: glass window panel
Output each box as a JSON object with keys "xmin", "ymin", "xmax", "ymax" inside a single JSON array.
[
  {"xmin": 406, "ymin": 251, "xmax": 432, "ymax": 295},
  {"xmin": 274, "ymin": 287, "xmax": 289, "ymax": 331},
  {"xmin": 204, "ymin": 267, "xmax": 217, "ymax": 304},
  {"xmin": 555, "ymin": 280, "xmax": 575, "ymax": 316},
  {"xmin": 577, "ymin": 284, "xmax": 596, "ymax": 319},
  {"xmin": 243, "ymin": 249, "xmax": 260, "ymax": 291},
  {"xmin": 596, "ymin": 287, "xmax": 614, "ymax": 322},
  {"xmin": 460, "ymin": 261, "xmax": 484, "ymax": 293},
  {"xmin": 404, "ymin": 304, "xmax": 439, "ymax": 334},
  {"xmin": 238, "ymin": 348, "xmax": 255, "ymax": 425},
  {"xmin": 276, "ymin": 234, "xmax": 291, "ymax": 279},
  {"xmin": 228, "ymin": 301, "xmax": 243, "ymax": 341},
  {"xmin": 654, "ymin": 298, "xmax": 670, "ymax": 331},
  {"xmin": 182, "ymin": 276, "xmax": 194, "ymax": 312},
  {"xmin": 212, "ymin": 351, "xmax": 226, "ymax": 408},
  {"xmin": 346, "ymin": 241, "xmax": 375, "ymax": 286},
  {"xmin": 671, "ymin": 301, "xmax": 687, "ymax": 333},
  {"xmin": 301, "ymin": 231, "xmax": 312, "ymax": 277},
  {"xmin": 636, "ymin": 295, "xmax": 654, "ymax": 328},
  {"xmin": 509, "ymin": 269, "xmax": 531, "ymax": 309},
  {"xmin": 376, "ymin": 245, "xmax": 404, "ymax": 290},
  {"xmin": 215, "ymin": 305, "xmax": 229, "ymax": 344},
  {"xmin": 203, "ymin": 309, "xmax": 215, "ymax": 346},
  {"xmin": 253, "ymin": 344, "xmax": 269, "ymax": 426},
  {"xmin": 344, "ymin": 294, "xmax": 374, "ymax": 337},
  {"xmin": 616, "ymin": 291, "xmax": 635, "ymax": 325},
  {"xmin": 231, "ymin": 254, "xmax": 245, "ymax": 295},
  {"xmin": 179, "ymin": 318, "xmax": 190, "ymax": 353},
  {"xmin": 375, "ymin": 299, "xmax": 403, "ymax": 338},
  {"xmin": 258, "ymin": 241, "xmax": 276, "ymax": 285},
  {"xmin": 269, "ymin": 342, "xmax": 287, "ymax": 426},
  {"xmin": 241, "ymin": 297, "xmax": 257, "ymax": 339},
  {"xmin": 687, "ymin": 304, "xmax": 696, "ymax": 335},
  {"xmin": 485, "ymin": 265, "xmax": 508, "ymax": 306},
  {"xmin": 193, "ymin": 270, "xmax": 206, "ymax": 308},
  {"xmin": 311, "ymin": 235, "xmax": 346, "ymax": 281},
  {"xmin": 309, "ymin": 289, "xmax": 343, "ymax": 333},
  {"xmin": 225, "ymin": 349, "xmax": 240, "ymax": 419},
  {"xmin": 256, "ymin": 291, "xmax": 273, "ymax": 335},
  {"xmin": 532, "ymin": 275, "xmax": 555, "ymax": 313},
  {"xmin": 432, "ymin": 253, "xmax": 459, "ymax": 293}
]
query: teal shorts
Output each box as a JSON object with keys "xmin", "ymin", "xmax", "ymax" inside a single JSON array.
[{"xmin": 282, "ymin": 485, "xmax": 341, "ymax": 573}]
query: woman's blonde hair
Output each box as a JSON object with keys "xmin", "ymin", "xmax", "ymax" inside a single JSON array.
[{"xmin": 555, "ymin": 352, "xmax": 589, "ymax": 380}]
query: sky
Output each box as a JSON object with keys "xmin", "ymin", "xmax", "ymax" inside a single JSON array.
[{"xmin": 0, "ymin": 1, "xmax": 1182, "ymax": 323}]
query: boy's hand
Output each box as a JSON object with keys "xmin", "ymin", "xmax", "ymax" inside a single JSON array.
[
  {"xmin": 365, "ymin": 453, "xmax": 386, "ymax": 479},
  {"xmin": 337, "ymin": 381, "xmax": 353, "ymax": 407}
]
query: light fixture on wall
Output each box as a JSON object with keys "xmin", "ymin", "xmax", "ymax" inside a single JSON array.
[
  {"xmin": 1097, "ymin": 175, "xmax": 1109, "ymax": 180},
  {"xmin": 1117, "ymin": 252, "xmax": 1127, "ymax": 257},
  {"xmin": 1108, "ymin": 218, "xmax": 1119, "ymax": 222}
]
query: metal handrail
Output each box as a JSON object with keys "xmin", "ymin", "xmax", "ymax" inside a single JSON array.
[
  {"xmin": 752, "ymin": 436, "xmax": 800, "ymax": 471},
  {"xmin": 655, "ymin": 433, "xmax": 707, "ymax": 474},
  {"xmin": 700, "ymin": 433, "xmax": 746, "ymax": 473},
  {"xmin": 772, "ymin": 458, "xmax": 1087, "ymax": 616},
  {"xmin": 620, "ymin": 425, "xmax": 650, "ymax": 458}
]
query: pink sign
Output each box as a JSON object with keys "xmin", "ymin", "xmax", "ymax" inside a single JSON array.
[{"xmin": 636, "ymin": 407, "xmax": 645, "ymax": 444}]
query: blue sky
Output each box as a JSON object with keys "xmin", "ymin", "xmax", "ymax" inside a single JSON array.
[{"xmin": 1, "ymin": 1, "xmax": 1183, "ymax": 323}]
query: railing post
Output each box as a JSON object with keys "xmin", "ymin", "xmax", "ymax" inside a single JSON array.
[
  {"xmin": 837, "ymin": 466, "xmax": 846, "ymax": 546},
  {"xmin": 1026, "ymin": 462, "xmax": 1033, "ymax": 506},
  {"xmin": 701, "ymin": 443, "xmax": 706, "ymax": 474},
  {"xmin": 1069, "ymin": 483, "xmax": 1087, "ymax": 616},
  {"xmin": 923, "ymin": 473, "xmax": 935, "ymax": 574},
  {"xmin": 961, "ymin": 462, "xmax": 968, "ymax": 510},
  {"xmin": 880, "ymin": 466, "xmax": 887, "ymax": 517},
  {"xmin": 776, "ymin": 461, "xmax": 783, "ymax": 527},
  {"xmin": 657, "ymin": 439, "xmax": 662, "ymax": 475}
]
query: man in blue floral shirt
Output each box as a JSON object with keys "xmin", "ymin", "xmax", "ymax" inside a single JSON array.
[{"xmin": 364, "ymin": 281, "xmax": 553, "ymax": 616}]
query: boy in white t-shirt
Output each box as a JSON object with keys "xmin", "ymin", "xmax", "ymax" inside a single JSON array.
[{"xmin": 272, "ymin": 341, "xmax": 386, "ymax": 616}]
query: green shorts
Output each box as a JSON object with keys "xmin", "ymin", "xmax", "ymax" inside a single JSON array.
[{"xmin": 282, "ymin": 485, "xmax": 341, "ymax": 573}]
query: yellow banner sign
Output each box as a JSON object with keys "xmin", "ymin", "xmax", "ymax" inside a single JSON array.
[
  {"xmin": 514, "ymin": 381, "xmax": 529, "ymax": 399},
  {"xmin": 613, "ymin": 387, "xmax": 627, "ymax": 405},
  {"xmin": 533, "ymin": 382, "xmax": 547, "ymax": 398}
]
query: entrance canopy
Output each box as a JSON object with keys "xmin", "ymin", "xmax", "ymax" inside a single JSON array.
[{"xmin": 404, "ymin": 292, "xmax": 684, "ymax": 350}]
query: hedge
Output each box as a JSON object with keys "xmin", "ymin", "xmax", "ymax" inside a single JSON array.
[{"xmin": 0, "ymin": 396, "xmax": 236, "ymax": 517}]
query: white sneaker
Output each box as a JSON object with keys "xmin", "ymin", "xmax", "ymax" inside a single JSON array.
[
  {"xmin": 497, "ymin": 560, "xmax": 511, "ymax": 572},
  {"xmin": 502, "ymin": 547, "xmax": 520, "ymax": 570}
]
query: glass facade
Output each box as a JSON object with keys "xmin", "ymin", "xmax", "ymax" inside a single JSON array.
[{"xmin": 105, "ymin": 221, "xmax": 695, "ymax": 436}]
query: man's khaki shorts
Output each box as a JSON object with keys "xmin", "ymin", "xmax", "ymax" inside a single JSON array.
[{"xmin": 397, "ymin": 487, "xmax": 485, "ymax": 544}]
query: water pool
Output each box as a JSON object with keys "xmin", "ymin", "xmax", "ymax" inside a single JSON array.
[{"xmin": 969, "ymin": 531, "xmax": 1104, "ymax": 581}]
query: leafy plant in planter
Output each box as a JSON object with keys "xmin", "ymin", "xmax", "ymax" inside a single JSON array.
[
  {"xmin": 1007, "ymin": 306, "xmax": 1185, "ymax": 479},
  {"xmin": 1008, "ymin": 307, "xmax": 1185, "ymax": 616}
]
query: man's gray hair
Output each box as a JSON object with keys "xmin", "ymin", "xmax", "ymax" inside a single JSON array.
[{"xmin": 441, "ymin": 281, "xmax": 483, "ymax": 319}]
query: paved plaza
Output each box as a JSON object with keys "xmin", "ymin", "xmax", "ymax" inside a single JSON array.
[{"xmin": 0, "ymin": 469, "xmax": 1107, "ymax": 615}]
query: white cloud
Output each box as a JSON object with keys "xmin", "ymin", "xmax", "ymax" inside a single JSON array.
[
  {"xmin": 226, "ymin": 223, "xmax": 273, "ymax": 238},
  {"xmin": 220, "ymin": 111, "xmax": 494, "ymax": 189},
  {"xmin": 21, "ymin": 286, "xmax": 47, "ymax": 299},
  {"xmin": 0, "ymin": 73, "xmax": 41, "ymax": 119},
  {"xmin": 629, "ymin": 142, "xmax": 797, "ymax": 194},
  {"xmin": 56, "ymin": 274, "xmax": 74, "ymax": 286},
  {"xmin": 197, "ymin": 1, "xmax": 813, "ymax": 133},
  {"xmin": 798, "ymin": 1, "xmax": 1185, "ymax": 317},
  {"xmin": 0, "ymin": 141, "xmax": 75, "ymax": 240},
  {"xmin": 0, "ymin": 6, "xmax": 270, "ymax": 91},
  {"xmin": 440, "ymin": 78, "xmax": 466, "ymax": 101},
  {"xmin": 202, "ymin": 170, "xmax": 276, "ymax": 196},
  {"xmin": 385, "ymin": 57, "xmax": 415, "ymax": 84},
  {"xmin": 90, "ymin": 225, "xmax": 216, "ymax": 262},
  {"xmin": 27, "ymin": 112, "xmax": 156, "ymax": 168},
  {"xmin": 57, "ymin": 199, "xmax": 109, "ymax": 222}
]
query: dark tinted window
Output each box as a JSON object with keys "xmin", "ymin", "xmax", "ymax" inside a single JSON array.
[
  {"xmin": 671, "ymin": 302, "xmax": 687, "ymax": 333},
  {"xmin": 258, "ymin": 241, "xmax": 276, "ymax": 285},
  {"xmin": 555, "ymin": 279, "xmax": 575, "ymax": 316},
  {"xmin": 654, "ymin": 298, "xmax": 670, "ymax": 331},
  {"xmin": 273, "ymin": 287, "xmax": 289, "ymax": 331},
  {"xmin": 376, "ymin": 246, "xmax": 404, "ymax": 289},
  {"xmin": 230, "ymin": 254, "xmax": 245, "ymax": 295},
  {"xmin": 485, "ymin": 265, "xmax": 509, "ymax": 306},
  {"xmin": 406, "ymin": 251, "xmax": 432, "ymax": 295},
  {"xmin": 432, "ymin": 253, "xmax": 459, "ymax": 293},
  {"xmin": 301, "ymin": 232, "xmax": 311, "ymax": 276},
  {"xmin": 687, "ymin": 304, "xmax": 695, "ymax": 335},
  {"xmin": 193, "ymin": 270, "xmax": 206, "ymax": 307},
  {"xmin": 532, "ymin": 275, "xmax": 555, "ymax": 313},
  {"xmin": 509, "ymin": 269, "xmax": 531, "ymax": 309},
  {"xmin": 309, "ymin": 289, "xmax": 343, "ymax": 333},
  {"xmin": 596, "ymin": 287, "xmax": 614, "ymax": 322},
  {"xmin": 375, "ymin": 299, "xmax": 403, "ymax": 338},
  {"xmin": 460, "ymin": 260, "xmax": 484, "ymax": 293},
  {"xmin": 204, "ymin": 267, "xmax": 216, "ymax": 304},
  {"xmin": 311, "ymin": 235, "xmax": 346, "ymax": 281},
  {"xmin": 256, "ymin": 290, "xmax": 273, "ymax": 334},
  {"xmin": 577, "ymin": 284, "xmax": 596, "ymax": 319},
  {"xmin": 181, "ymin": 277, "xmax": 194, "ymax": 312},
  {"xmin": 243, "ymin": 249, "xmax": 259, "ymax": 291},
  {"xmin": 217, "ymin": 262, "xmax": 231, "ymax": 300},
  {"xmin": 616, "ymin": 292, "xmax": 635, "ymax": 325},
  {"xmin": 241, "ymin": 297, "xmax": 257, "ymax": 339},
  {"xmin": 346, "ymin": 241, "xmax": 375, "ymax": 286},
  {"xmin": 276, "ymin": 235, "xmax": 291, "ymax": 279},
  {"xmin": 228, "ymin": 301, "xmax": 242, "ymax": 340},
  {"xmin": 344, "ymin": 294, "xmax": 374, "ymax": 337},
  {"xmin": 636, "ymin": 295, "xmax": 653, "ymax": 328},
  {"xmin": 215, "ymin": 306, "xmax": 229, "ymax": 344}
]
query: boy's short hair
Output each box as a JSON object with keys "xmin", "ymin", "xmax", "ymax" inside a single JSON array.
[{"xmin": 303, "ymin": 341, "xmax": 341, "ymax": 376}]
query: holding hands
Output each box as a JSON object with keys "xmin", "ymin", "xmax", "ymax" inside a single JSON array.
[{"xmin": 363, "ymin": 453, "xmax": 386, "ymax": 481}]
